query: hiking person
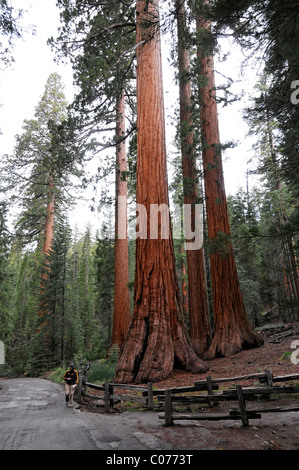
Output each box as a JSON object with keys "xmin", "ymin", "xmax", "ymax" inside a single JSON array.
[{"xmin": 63, "ymin": 362, "xmax": 79, "ymax": 407}]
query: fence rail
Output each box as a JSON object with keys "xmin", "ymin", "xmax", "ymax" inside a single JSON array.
[
  {"xmin": 76, "ymin": 376, "xmax": 154, "ymax": 411},
  {"xmin": 75, "ymin": 368, "xmax": 299, "ymax": 427},
  {"xmin": 159, "ymin": 370, "xmax": 299, "ymax": 427}
]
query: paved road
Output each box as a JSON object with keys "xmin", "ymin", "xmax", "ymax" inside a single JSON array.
[
  {"xmin": 2, "ymin": 377, "xmax": 299, "ymax": 452},
  {"xmin": 0, "ymin": 377, "xmax": 171, "ymax": 451}
]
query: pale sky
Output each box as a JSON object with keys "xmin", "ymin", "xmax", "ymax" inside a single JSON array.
[
  {"xmin": 0, "ymin": 0, "xmax": 261, "ymax": 232},
  {"xmin": 0, "ymin": 0, "xmax": 75, "ymax": 154}
]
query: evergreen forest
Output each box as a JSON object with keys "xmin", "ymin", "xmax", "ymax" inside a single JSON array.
[{"xmin": 0, "ymin": 0, "xmax": 298, "ymax": 383}]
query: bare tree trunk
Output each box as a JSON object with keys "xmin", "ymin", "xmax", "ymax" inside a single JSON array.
[
  {"xmin": 38, "ymin": 180, "xmax": 55, "ymax": 319},
  {"xmin": 111, "ymin": 91, "xmax": 131, "ymax": 348},
  {"xmin": 114, "ymin": 0, "xmax": 208, "ymax": 383},
  {"xmin": 180, "ymin": 245, "xmax": 189, "ymax": 317},
  {"xmin": 176, "ymin": 0, "xmax": 211, "ymax": 355},
  {"xmin": 196, "ymin": 2, "xmax": 263, "ymax": 358},
  {"xmin": 43, "ymin": 180, "xmax": 55, "ymax": 257}
]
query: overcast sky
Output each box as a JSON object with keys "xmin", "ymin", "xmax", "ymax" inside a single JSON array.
[
  {"xmin": 0, "ymin": 0, "xmax": 261, "ymax": 232},
  {"xmin": 0, "ymin": 0, "xmax": 74, "ymax": 154}
]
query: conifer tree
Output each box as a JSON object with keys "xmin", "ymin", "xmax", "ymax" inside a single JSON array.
[
  {"xmin": 114, "ymin": 0, "xmax": 207, "ymax": 383},
  {"xmin": 0, "ymin": 0, "xmax": 23, "ymax": 67},
  {"xmin": 195, "ymin": 0, "xmax": 263, "ymax": 358},
  {"xmin": 211, "ymin": 0, "xmax": 299, "ymax": 311},
  {"xmin": 0, "ymin": 201, "xmax": 11, "ymax": 340},
  {"xmin": 244, "ymin": 75, "xmax": 299, "ymax": 310},
  {"xmin": 38, "ymin": 218, "xmax": 72, "ymax": 367},
  {"xmin": 2, "ymin": 73, "xmax": 80, "ymax": 250},
  {"xmin": 52, "ymin": 0, "xmax": 136, "ymax": 349},
  {"xmin": 175, "ymin": 0, "xmax": 211, "ymax": 355}
]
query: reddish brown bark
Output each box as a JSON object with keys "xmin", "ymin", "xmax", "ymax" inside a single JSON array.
[
  {"xmin": 38, "ymin": 179, "xmax": 55, "ymax": 320},
  {"xmin": 196, "ymin": 3, "xmax": 263, "ymax": 358},
  {"xmin": 42, "ymin": 181, "xmax": 55, "ymax": 257},
  {"xmin": 111, "ymin": 91, "xmax": 131, "ymax": 348},
  {"xmin": 176, "ymin": 0, "xmax": 211, "ymax": 355},
  {"xmin": 114, "ymin": 0, "xmax": 208, "ymax": 383},
  {"xmin": 180, "ymin": 245, "xmax": 189, "ymax": 317}
]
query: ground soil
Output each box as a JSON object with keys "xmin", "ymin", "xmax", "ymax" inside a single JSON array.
[{"xmin": 79, "ymin": 322, "xmax": 299, "ymax": 450}]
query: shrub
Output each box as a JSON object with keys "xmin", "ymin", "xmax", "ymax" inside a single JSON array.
[
  {"xmin": 87, "ymin": 361, "xmax": 115, "ymax": 384},
  {"xmin": 47, "ymin": 367, "xmax": 65, "ymax": 383}
]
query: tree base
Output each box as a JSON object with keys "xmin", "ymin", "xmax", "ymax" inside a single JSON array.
[
  {"xmin": 203, "ymin": 327, "xmax": 264, "ymax": 360},
  {"xmin": 114, "ymin": 319, "xmax": 209, "ymax": 384},
  {"xmin": 114, "ymin": 354, "xmax": 208, "ymax": 384}
]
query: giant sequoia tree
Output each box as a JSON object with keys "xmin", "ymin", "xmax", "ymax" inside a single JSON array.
[
  {"xmin": 1, "ymin": 72, "xmax": 83, "ymax": 334},
  {"xmin": 210, "ymin": 0, "xmax": 299, "ymax": 317},
  {"xmin": 114, "ymin": 0, "xmax": 208, "ymax": 383},
  {"xmin": 52, "ymin": 0, "xmax": 136, "ymax": 349},
  {"xmin": 175, "ymin": 0, "xmax": 211, "ymax": 355},
  {"xmin": 112, "ymin": 90, "xmax": 131, "ymax": 348},
  {"xmin": 3, "ymin": 73, "xmax": 72, "ymax": 249},
  {"xmin": 195, "ymin": 0, "xmax": 263, "ymax": 357}
]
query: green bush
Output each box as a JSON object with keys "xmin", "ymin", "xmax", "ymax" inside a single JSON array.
[
  {"xmin": 47, "ymin": 367, "xmax": 65, "ymax": 383},
  {"xmin": 0, "ymin": 364, "xmax": 15, "ymax": 378},
  {"xmin": 87, "ymin": 361, "xmax": 116, "ymax": 384}
]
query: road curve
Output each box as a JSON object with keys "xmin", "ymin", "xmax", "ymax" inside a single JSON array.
[{"xmin": 0, "ymin": 377, "xmax": 162, "ymax": 451}]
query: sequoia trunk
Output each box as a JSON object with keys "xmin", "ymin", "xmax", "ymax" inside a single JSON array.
[
  {"xmin": 38, "ymin": 179, "xmax": 55, "ymax": 320},
  {"xmin": 176, "ymin": 0, "xmax": 211, "ymax": 355},
  {"xmin": 196, "ymin": 2, "xmax": 263, "ymax": 358},
  {"xmin": 111, "ymin": 91, "xmax": 131, "ymax": 348},
  {"xmin": 43, "ymin": 180, "xmax": 55, "ymax": 257},
  {"xmin": 114, "ymin": 0, "xmax": 208, "ymax": 383}
]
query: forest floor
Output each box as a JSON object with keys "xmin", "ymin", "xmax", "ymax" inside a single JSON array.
[
  {"xmin": 155, "ymin": 321, "xmax": 299, "ymax": 389},
  {"xmin": 80, "ymin": 321, "xmax": 299, "ymax": 450}
]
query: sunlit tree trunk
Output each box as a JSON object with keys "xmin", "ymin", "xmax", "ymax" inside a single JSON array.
[
  {"xmin": 114, "ymin": 0, "xmax": 208, "ymax": 383},
  {"xmin": 111, "ymin": 91, "xmax": 131, "ymax": 348},
  {"xmin": 196, "ymin": 1, "xmax": 263, "ymax": 358},
  {"xmin": 176, "ymin": 0, "xmax": 211, "ymax": 355},
  {"xmin": 38, "ymin": 179, "xmax": 55, "ymax": 321},
  {"xmin": 180, "ymin": 245, "xmax": 189, "ymax": 317},
  {"xmin": 43, "ymin": 180, "xmax": 55, "ymax": 257}
]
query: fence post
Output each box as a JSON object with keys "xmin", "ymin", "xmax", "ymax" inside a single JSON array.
[
  {"xmin": 206, "ymin": 376, "xmax": 214, "ymax": 408},
  {"xmin": 104, "ymin": 381, "xmax": 110, "ymax": 412},
  {"xmin": 265, "ymin": 369, "xmax": 273, "ymax": 387},
  {"xmin": 82, "ymin": 363, "xmax": 89, "ymax": 395},
  {"xmin": 147, "ymin": 382, "xmax": 153, "ymax": 410},
  {"xmin": 109, "ymin": 384, "xmax": 114, "ymax": 408},
  {"xmin": 76, "ymin": 372, "xmax": 83, "ymax": 403},
  {"xmin": 164, "ymin": 389, "xmax": 173, "ymax": 426},
  {"xmin": 236, "ymin": 385, "xmax": 248, "ymax": 427}
]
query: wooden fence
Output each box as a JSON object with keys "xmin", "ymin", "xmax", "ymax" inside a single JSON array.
[
  {"xmin": 159, "ymin": 370, "xmax": 299, "ymax": 427},
  {"xmin": 76, "ymin": 373, "xmax": 154, "ymax": 411},
  {"xmin": 76, "ymin": 371, "xmax": 220, "ymax": 411},
  {"xmin": 75, "ymin": 368, "xmax": 299, "ymax": 427}
]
